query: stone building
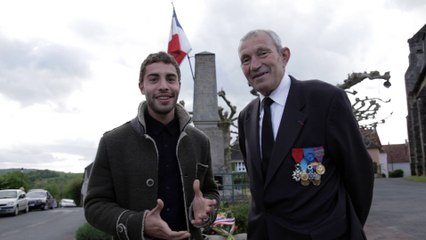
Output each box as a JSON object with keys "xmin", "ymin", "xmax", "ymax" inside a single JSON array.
[{"xmin": 405, "ymin": 24, "xmax": 426, "ymax": 176}]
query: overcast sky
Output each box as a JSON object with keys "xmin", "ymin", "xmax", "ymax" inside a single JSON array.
[{"xmin": 0, "ymin": 0, "xmax": 425, "ymax": 173}]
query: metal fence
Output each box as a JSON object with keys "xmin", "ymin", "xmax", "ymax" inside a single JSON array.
[{"xmin": 214, "ymin": 172, "xmax": 250, "ymax": 203}]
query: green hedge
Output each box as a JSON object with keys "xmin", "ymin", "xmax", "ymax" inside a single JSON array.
[
  {"xmin": 227, "ymin": 201, "xmax": 249, "ymax": 234},
  {"xmin": 389, "ymin": 169, "xmax": 404, "ymax": 178},
  {"xmin": 75, "ymin": 223, "xmax": 111, "ymax": 240}
]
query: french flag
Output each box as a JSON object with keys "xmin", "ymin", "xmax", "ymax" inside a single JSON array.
[{"xmin": 167, "ymin": 8, "xmax": 192, "ymax": 65}]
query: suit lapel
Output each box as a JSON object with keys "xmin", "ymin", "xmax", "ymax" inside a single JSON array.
[
  {"xmin": 265, "ymin": 77, "xmax": 307, "ymax": 186},
  {"xmin": 243, "ymin": 99, "xmax": 263, "ymax": 181}
]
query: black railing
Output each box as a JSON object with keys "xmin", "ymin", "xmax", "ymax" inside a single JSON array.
[{"xmin": 215, "ymin": 172, "xmax": 250, "ymax": 203}]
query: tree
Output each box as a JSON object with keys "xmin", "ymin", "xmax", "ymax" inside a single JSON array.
[
  {"xmin": 45, "ymin": 182, "xmax": 60, "ymax": 199},
  {"xmin": 64, "ymin": 176, "xmax": 84, "ymax": 206},
  {"xmin": 217, "ymin": 89, "xmax": 238, "ymax": 171},
  {"xmin": 337, "ymin": 71, "xmax": 391, "ymax": 89},
  {"xmin": 338, "ymin": 71, "xmax": 392, "ymax": 144},
  {"xmin": 337, "ymin": 71, "xmax": 392, "ymax": 130},
  {"xmin": 0, "ymin": 171, "xmax": 29, "ymax": 190}
]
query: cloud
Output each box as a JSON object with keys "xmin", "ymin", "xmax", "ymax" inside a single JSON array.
[
  {"xmin": 0, "ymin": 35, "xmax": 91, "ymax": 106},
  {"xmin": 189, "ymin": 0, "xmax": 382, "ymax": 113},
  {"xmin": 0, "ymin": 0, "xmax": 423, "ymax": 173},
  {"xmin": 386, "ymin": 0, "xmax": 426, "ymax": 11},
  {"xmin": 70, "ymin": 20, "xmax": 110, "ymax": 44},
  {"xmin": 0, "ymin": 139, "xmax": 96, "ymax": 173}
]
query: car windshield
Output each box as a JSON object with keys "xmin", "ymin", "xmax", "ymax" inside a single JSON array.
[
  {"xmin": 62, "ymin": 199, "xmax": 74, "ymax": 203},
  {"xmin": 0, "ymin": 190, "xmax": 17, "ymax": 198},
  {"xmin": 27, "ymin": 191, "xmax": 45, "ymax": 197}
]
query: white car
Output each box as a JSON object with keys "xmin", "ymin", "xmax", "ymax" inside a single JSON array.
[
  {"xmin": 0, "ymin": 189, "xmax": 29, "ymax": 216},
  {"xmin": 59, "ymin": 198, "xmax": 77, "ymax": 208}
]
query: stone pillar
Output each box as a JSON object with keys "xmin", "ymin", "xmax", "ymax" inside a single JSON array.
[{"xmin": 193, "ymin": 52, "xmax": 226, "ymax": 175}]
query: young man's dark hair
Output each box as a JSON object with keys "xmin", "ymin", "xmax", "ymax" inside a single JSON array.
[{"xmin": 139, "ymin": 51, "xmax": 181, "ymax": 83}]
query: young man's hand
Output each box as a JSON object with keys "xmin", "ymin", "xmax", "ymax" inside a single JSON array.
[
  {"xmin": 191, "ymin": 179, "xmax": 217, "ymax": 226},
  {"xmin": 144, "ymin": 199, "xmax": 191, "ymax": 239}
]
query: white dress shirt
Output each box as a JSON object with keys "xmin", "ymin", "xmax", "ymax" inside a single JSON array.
[{"xmin": 259, "ymin": 72, "xmax": 291, "ymax": 147}]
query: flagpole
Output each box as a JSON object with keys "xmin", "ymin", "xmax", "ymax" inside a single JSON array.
[
  {"xmin": 187, "ymin": 55, "xmax": 195, "ymax": 82},
  {"xmin": 169, "ymin": 2, "xmax": 194, "ymax": 81}
]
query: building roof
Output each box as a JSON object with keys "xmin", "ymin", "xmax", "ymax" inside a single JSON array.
[
  {"xmin": 382, "ymin": 143, "xmax": 410, "ymax": 163},
  {"xmin": 231, "ymin": 141, "xmax": 244, "ymax": 161},
  {"xmin": 408, "ymin": 24, "xmax": 426, "ymax": 43}
]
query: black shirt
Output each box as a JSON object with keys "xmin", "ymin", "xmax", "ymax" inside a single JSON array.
[{"xmin": 145, "ymin": 112, "xmax": 186, "ymax": 231}]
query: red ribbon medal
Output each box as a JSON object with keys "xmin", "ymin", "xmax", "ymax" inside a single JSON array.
[
  {"xmin": 292, "ymin": 148, "xmax": 304, "ymax": 164},
  {"xmin": 291, "ymin": 148, "xmax": 304, "ymax": 182}
]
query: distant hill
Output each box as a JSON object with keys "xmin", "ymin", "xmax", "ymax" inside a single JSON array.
[
  {"xmin": 0, "ymin": 168, "xmax": 79, "ymax": 175},
  {"xmin": 0, "ymin": 168, "xmax": 83, "ymax": 183},
  {"xmin": 0, "ymin": 168, "xmax": 84, "ymax": 204}
]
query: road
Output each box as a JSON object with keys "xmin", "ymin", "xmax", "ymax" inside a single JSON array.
[
  {"xmin": 0, "ymin": 207, "xmax": 85, "ymax": 240},
  {"xmin": 364, "ymin": 178, "xmax": 426, "ymax": 240},
  {"xmin": 1, "ymin": 179, "xmax": 425, "ymax": 239}
]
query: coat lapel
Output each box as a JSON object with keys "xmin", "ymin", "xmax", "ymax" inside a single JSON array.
[{"xmin": 265, "ymin": 77, "xmax": 307, "ymax": 186}]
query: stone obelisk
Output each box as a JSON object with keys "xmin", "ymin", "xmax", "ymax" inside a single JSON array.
[{"xmin": 193, "ymin": 52, "xmax": 225, "ymax": 175}]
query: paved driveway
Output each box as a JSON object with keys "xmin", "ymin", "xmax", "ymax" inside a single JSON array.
[{"xmin": 364, "ymin": 178, "xmax": 426, "ymax": 240}]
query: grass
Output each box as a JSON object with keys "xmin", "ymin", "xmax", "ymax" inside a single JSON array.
[{"xmin": 405, "ymin": 176, "xmax": 426, "ymax": 182}]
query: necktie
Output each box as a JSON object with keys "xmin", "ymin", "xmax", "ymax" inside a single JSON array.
[{"xmin": 262, "ymin": 97, "xmax": 274, "ymax": 177}]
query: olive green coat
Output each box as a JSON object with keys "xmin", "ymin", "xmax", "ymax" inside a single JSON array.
[{"xmin": 84, "ymin": 102, "xmax": 219, "ymax": 240}]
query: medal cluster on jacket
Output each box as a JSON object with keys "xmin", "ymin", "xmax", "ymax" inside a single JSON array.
[{"xmin": 291, "ymin": 147, "xmax": 326, "ymax": 186}]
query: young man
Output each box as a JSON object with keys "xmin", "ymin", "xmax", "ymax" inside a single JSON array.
[
  {"xmin": 85, "ymin": 51, "xmax": 219, "ymax": 240},
  {"xmin": 237, "ymin": 29, "xmax": 374, "ymax": 239}
]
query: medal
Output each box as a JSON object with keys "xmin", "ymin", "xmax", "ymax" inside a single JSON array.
[
  {"xmin": 292, "ymin": 147, "xmax": 325, "ymax": 186},
  {"xmin": 303, "ymin": 148, "xmax": 315, "ymax": 164},
  {"xmin": 314, "ymin": 147, "xmax": 326, "ymax": 175},
  {"xmin": 312, "ymin": 173, "xmax": 321, "ymax": 186},
  {"xmin": 292, "ymin": 148, "xmax": 304, "ymax": 165},
  {"xmin": 292, "ymin": 148, "xmax": 304, "ymax": 183},
  {"xmin": 316, "ymin": 164, "xmax": 326, "ymax": 175},
  {"xmin": 301, "ymin": 179, "xmax": 310, "ymax": 186},
  {"xmin": 292, "ymin": 167, "xmax": 302, "ymax": 181},
  {"xmin": 314, "ymin": 147, "xmax": 324, "ymax": 161},
  {"xmin": 314, "ymin": 173, "xmax": 321, "ymax": 180},
  {"xmin": 313, "ymin": 179, "xmax": 321, "ymax": 186},
  {"xmin": 300, "ymin": 172, "xmax": 309, "ymax": 181}
]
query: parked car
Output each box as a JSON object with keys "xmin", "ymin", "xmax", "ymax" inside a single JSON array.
[
  {"xmin": 0, "ymin": 189, "xmax": 29, "ymax": 216},
  {"xmin": 59, "ymin": 198, "xmax": 76, "ymax": 208},
  {"xmin": 27, "ymin": 189, "xmax": 55, "ymax": 210}
]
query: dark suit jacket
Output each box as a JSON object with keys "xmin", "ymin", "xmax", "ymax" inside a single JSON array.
[{"xmin": 238, "ymin": 76, "xmax": 374, "ymax": 240}]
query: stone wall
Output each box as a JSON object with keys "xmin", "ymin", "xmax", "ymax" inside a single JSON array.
[{"xmin": 405, "ymin": 24, "xmax": 426, "ymax": 176}]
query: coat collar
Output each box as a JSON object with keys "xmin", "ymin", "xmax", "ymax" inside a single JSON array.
[{"xmin": 136, "ymin": 101, "xmax": 192, "ymax": 135}]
